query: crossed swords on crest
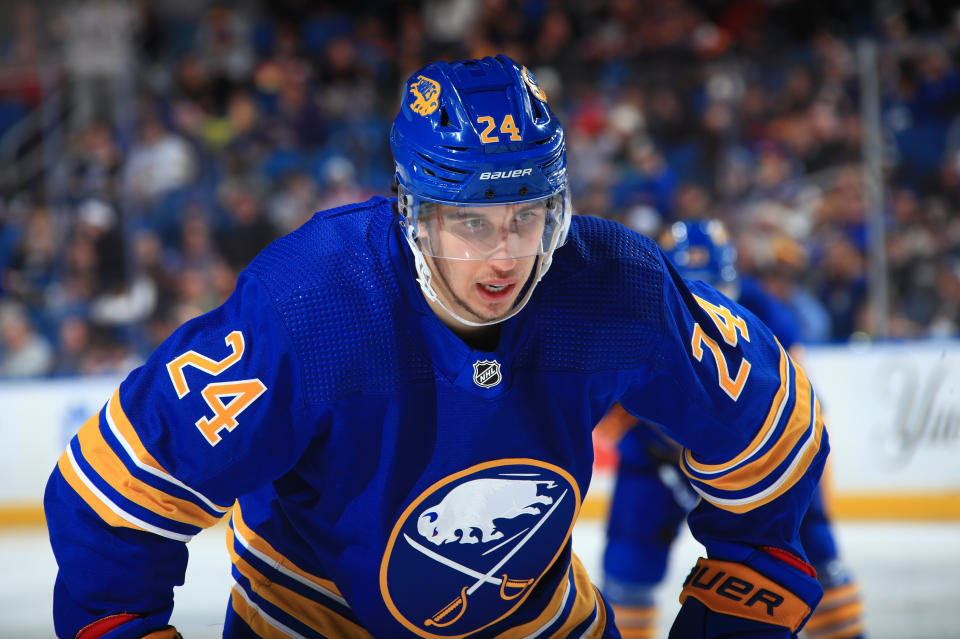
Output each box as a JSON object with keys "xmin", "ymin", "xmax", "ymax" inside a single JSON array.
[{"xmin": 402, "ymin": 489, "xmax": 568, "ymax": 628}]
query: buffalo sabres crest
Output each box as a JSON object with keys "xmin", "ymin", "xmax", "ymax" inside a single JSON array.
[
  {"xmin": 521, "ymin": 66, "xmax": 547, "ymax": 103},
  {"xmin": 409, "ymin": 74, "xmax": 441, "ymax": 116},
  {"xmin": 380, "ymin": 459, "xmax": 580, "ymax": 638},
  {"xmin": 472, "ymin": 359, "xmax": 502, "ymax": 388}
]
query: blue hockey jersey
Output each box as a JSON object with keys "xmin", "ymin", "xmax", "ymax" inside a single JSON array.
[
  {"xmin": 614, "ymin": 274, "xmax": 803, "ymax": 469},
  {"xmin": 45, "ymin": 196, "xmax": 828, "ymax": 638}
]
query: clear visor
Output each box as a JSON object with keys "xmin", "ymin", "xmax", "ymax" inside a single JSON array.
[{"xmin": 399, "ymin": 184, "xmax": 571, "ymax": 260}]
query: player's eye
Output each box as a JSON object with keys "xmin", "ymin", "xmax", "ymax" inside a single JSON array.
[
  {"xmin": 443, "ymin": 209, "xmax": 490, "ymax": 234},
  {"xmin": 458, "ymin": 217, "xmax": 491, "ymax": 235},
  {"xmin": 512, "ymin": 208, "xmax": 543, "ymax": 233}
]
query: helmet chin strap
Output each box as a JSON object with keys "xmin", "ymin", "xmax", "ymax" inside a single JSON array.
[{"xmin": 403, "ymin": 231, "xmax": 540, "ymax": 328}]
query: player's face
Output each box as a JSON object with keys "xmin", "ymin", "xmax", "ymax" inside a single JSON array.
[{"xmin": 423, "ymin": 202, "xmax": 542, "ymax": 323}]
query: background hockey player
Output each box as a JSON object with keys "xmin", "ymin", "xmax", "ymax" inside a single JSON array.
[
  {"xmin": 598, "ymin": 219, "xmax": 864, "ymax": 639},
  {"xmin": 46, "ymin": 55, "xmax": 830, "ymax": 639}
]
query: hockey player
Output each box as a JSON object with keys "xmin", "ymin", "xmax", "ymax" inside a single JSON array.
[
  {"xmin": 599, "ymin": 219, "xmax": 864, "ymax": 639},
  {"xmin": 46, "ymin": 56, "xmax": 829, "ymax": 639}
]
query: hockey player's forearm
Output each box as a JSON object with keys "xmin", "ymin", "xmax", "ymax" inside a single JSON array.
[{"xmin": 45, "ymin": 466, "xmax": 187, "ymax": 638}]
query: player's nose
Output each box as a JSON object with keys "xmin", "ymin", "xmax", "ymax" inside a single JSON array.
[{"xmin": 485, "ymin": 249, "xmax": 518, "ymax": 270}]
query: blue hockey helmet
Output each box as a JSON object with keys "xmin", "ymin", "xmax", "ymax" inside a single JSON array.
[
  {"xmin": 390, "ymin": 55, "xmax": 571, "ymax": 326},
  {"xmin": 660, "ymin": 219, "xmax": 738, "ymax": 287}
]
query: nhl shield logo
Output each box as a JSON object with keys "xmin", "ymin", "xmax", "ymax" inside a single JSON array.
[
  {"xmin": 472, "ymin": 359, "xmax": 501, "ymax": 388},
  {"xmin": 380, "ymin": 459, "xmax": 581, "ymax": 638}
]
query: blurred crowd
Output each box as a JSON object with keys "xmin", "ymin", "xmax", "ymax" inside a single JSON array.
[{"xmin": 0, "ymin": 0, "xmax": 959, "ymax": 378}]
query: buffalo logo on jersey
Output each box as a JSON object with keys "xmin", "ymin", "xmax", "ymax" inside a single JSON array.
[
  {"xmin": 521, "ymin": 66, "xmax": 547, "ymax": 102},
  {"xmin": 380, "ymin": 459, "xmax": 580, "ymax": 638},
  {"xmin": 410, "ymin": 74, "xmax": 441, "ymax": 116},
  {"xmin": 472, "ymin": 359, "xmax": 502, "ymax": 388}
]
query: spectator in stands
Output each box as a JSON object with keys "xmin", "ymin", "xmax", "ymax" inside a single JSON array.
[
  {"xmin": 73, "ymin": 324, "xmax": 141, "ymax": 376},
  {"xmin": 746, "ymin": 138, "xmax": 803, "ymax": 206},
  {"xmin": 0, "ymin": 299, "xmax": 52, "ymax": 377},
  {"xmin": 314, "ymin": 155, "xmax": 367, "ymax": 213},
  {"xmin": 214, "ymin": 180, "xmax": 277, "ymax": 271},
  {"xmin": 56, "ymin": 120, "xmax": 124, "ymax": 204},
  {"xmin": 758, "ymin": 235, "xmax": 833, "ymax": 343},
  {"xmin": 614, "ymin": 137, "xmax": 678, "ymax": 219},
  {"xmin": 51, "ymin": 314, "xmax": 92, "ymax": 376},
  {"xmin": 2, "ymin": 203, "xmax": 58, "ymax": 310},
  {"xmin": 267, "ymin": 169, "xmax": 319, "ymax": 235},
  {"xmin": 123, "ymin": 114, "xmax": 197, "ymax": 210},
  {"xmin": 817, "ymin": 234, "xmax": 869, "ymax": 340},
  {"xmin": 4, "ymin": 0, "xmax": 960, "ymax": 373}
]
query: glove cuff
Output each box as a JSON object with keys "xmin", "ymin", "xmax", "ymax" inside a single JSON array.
[
  {"xmin": 74, "ymin": 615, "xmax": 181, "ymax": 639},
  {"xmin": 679, "ymin": 557, "xmax": 812, "ymax": 632},
  {"xmin": 76, "ymin": 614, "xmax": 139, "ymax": 639}
]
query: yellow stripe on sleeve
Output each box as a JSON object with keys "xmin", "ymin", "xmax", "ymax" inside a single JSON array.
[
  {"xmin": 227, "ymin": 526, "xmax": 371, "ymax": 639},
  {"xmin": 76, "ymin": 413, "xmax": 221, "ymax": 529},
  {"xmin": 230, "ymin": 584, "xmax": 309, "ymax": 639},
  {"xmin": 683, "ymin": 343, "xmax": 790, "ymax": 474},
  {"xmin": 57, "ymin": 445, "xmax": 191, "ymax": 541},
  {"xmin": 707, "ymin": 398, "xmax": 825, "ymax": 514},
  {"xmin": 232, "ymin": 505, "xmax": 345, "ymax": 602},
  {"xmin": 684, "ymin": 358, "xmax": 814, "ymax": 493},
  {"xmin": 57, "ymin": 449, "xmax": 148, "ymax": 534},
  {"xmin": 107, "ymin": 389, "xmax": 233, "ymax": 513},
  {"xmin": 107, "ymin": 389, "xmax": 169, "ymax": 474}
]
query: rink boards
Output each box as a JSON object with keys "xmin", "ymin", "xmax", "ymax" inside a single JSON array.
[{"xmin": 2, "ymin": 341, "xmax": 960, "ymax": 526}]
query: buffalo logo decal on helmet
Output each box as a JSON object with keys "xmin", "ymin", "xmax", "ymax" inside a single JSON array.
[
  {"xmin": 521, "ymin": 66, "xmax": 547, "ymax": 103},
  {"xmin": 410, "ymin": 75, "xmax": 442, "ymax": 116},
  {"xmin": 472, "ymin": 359, "xmax": 502, "ymax": 388},
  {"xmin": 379, "ymin": 459, "xmax": 580, "ymax": 638},
  {"xmin": 684, "ymin": 246, "xmax": 711, "ymax": 269}
]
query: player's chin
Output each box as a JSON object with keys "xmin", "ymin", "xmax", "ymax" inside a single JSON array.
[{"xmin": 466, "ymin": 297, "xmax": 519, "ymax": 323}]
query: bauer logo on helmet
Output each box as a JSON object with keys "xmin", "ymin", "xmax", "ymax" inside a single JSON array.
[{"xmin": 479, "ymin": 168, "xmax": 533, "ymax": 181}]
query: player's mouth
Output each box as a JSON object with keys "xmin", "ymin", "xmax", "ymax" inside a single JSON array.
[{"xmin": 476, "ymin": 280, "xmax": 516, "ymax": 302}]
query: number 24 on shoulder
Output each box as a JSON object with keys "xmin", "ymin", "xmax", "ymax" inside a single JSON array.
[
  {"xmin": 690, "ymin": 296, "xmax": 751, "ymax": 401},
  {"xmin": 166, "ymin": 331, "xmax": 267, "ymax": 445}
]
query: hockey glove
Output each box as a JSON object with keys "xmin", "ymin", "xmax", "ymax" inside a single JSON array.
[
  {"xmin": 669, "ymin": 548, "xmax": 823, "ymax": 638},
  {"xmin": 74, "ymin": 613, "xmax": 182, "ymax": 639}
]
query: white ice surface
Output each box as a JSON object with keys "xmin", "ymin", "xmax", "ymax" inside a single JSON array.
[{"xmin": 4, "ymin": 520, "xmax": 958, "ymax": 638}]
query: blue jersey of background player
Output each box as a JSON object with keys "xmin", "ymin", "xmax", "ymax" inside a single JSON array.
[
  {"xmin": 599, "ymin": 219, "xmax": 865, "ymax": 639},
  {"xmin": 45, "ymin": 57, "xmax": 830, "ymax": 639}
]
